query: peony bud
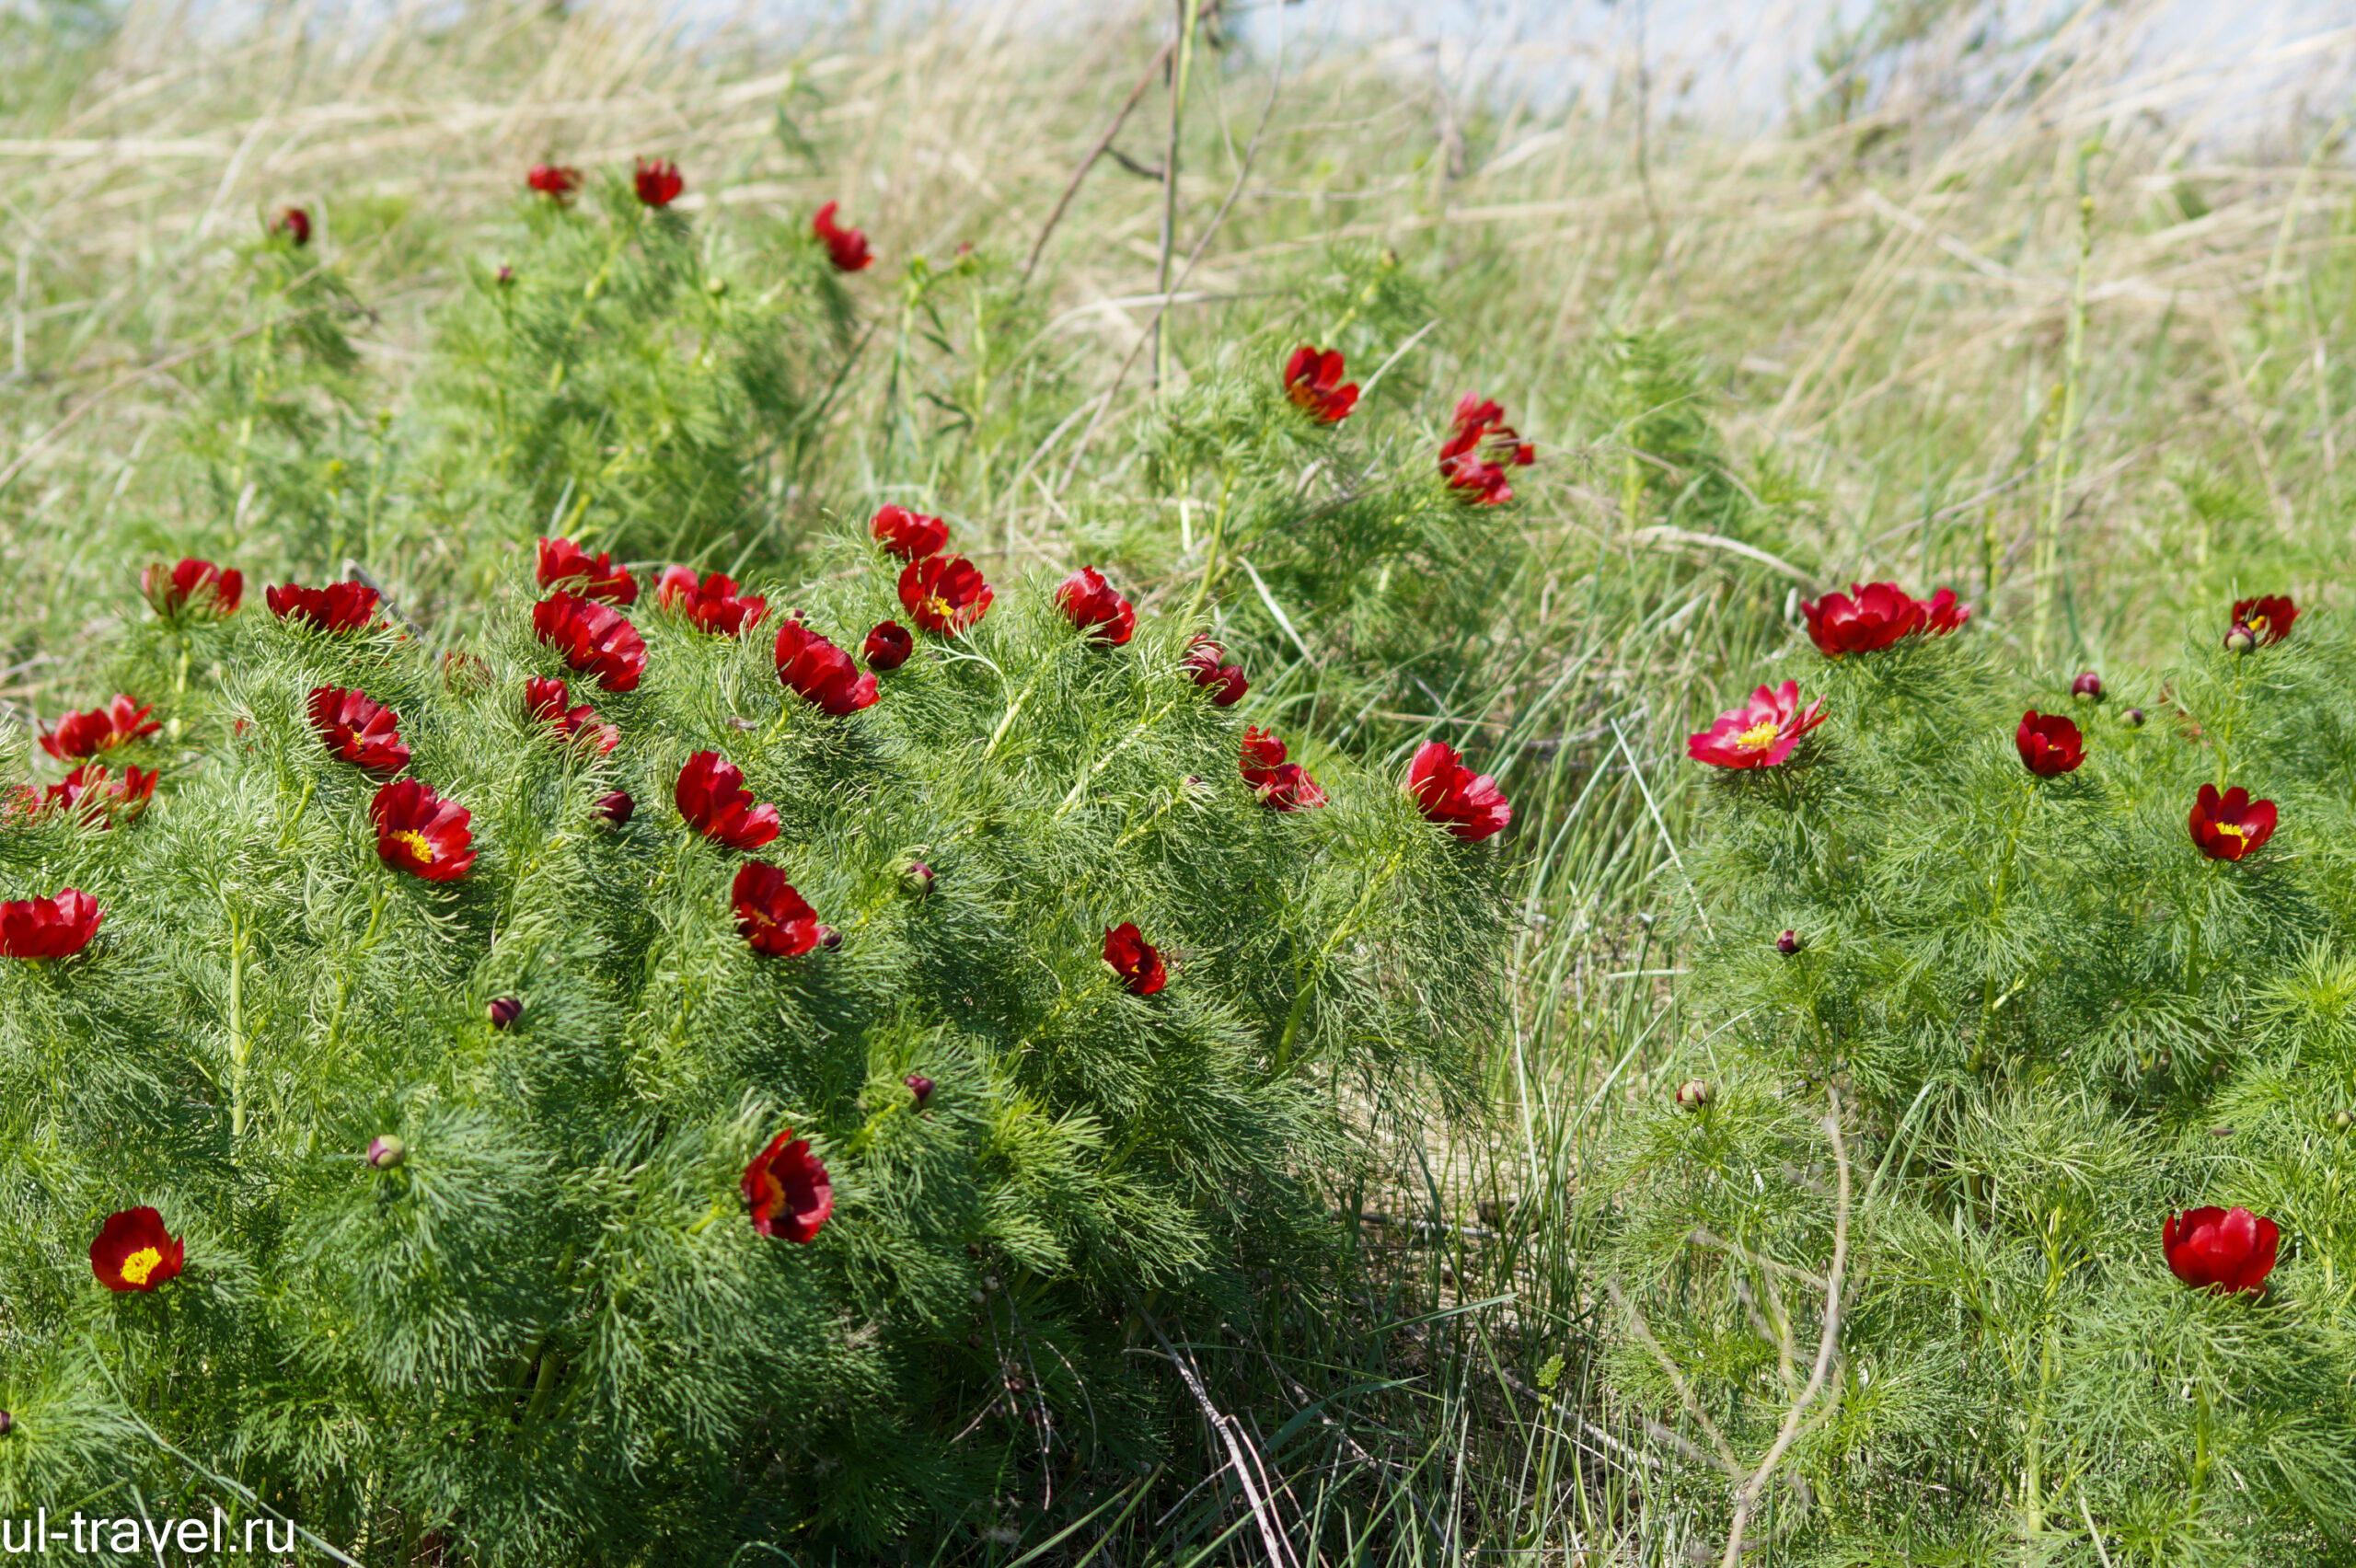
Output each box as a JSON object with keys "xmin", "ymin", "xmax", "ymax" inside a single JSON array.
[
  {"xmin": 901, "ymin": 860, "xmax": 935, "ymax": 897},
  {"xmin": 817, "ymin": 926, "xmax": 842, "ymax": 951},
  {"xmin": 2335, "ymin": 1110, "xmax": 2352, "ymax": 1131},
  {"xmin": 1774, "ymin": 929, "xmax": 1802, "ymax": 955},
  {"xmin": 1674, "ymin": 1078, "xmax": 1713, "ymax": 1110},
  {"xmin": 496, "ymin": 265, "xmax": 515, "ymax": 287},
  {"xmin": 2224, "ymin": 622, "xmax": 2257, "ymax": 655},
  {"xmin": 0, "ymin": 1411, "xmax": 12, "ymax": 1436},
  {"xmin": 2122, "ymin": 709, "xmax": 2145, "ymax": 729},
  {"xmin": 366, "ymin": 1135, "xmax": 408, "ymax": 1170},
  {"xmin": 2072, "ymin": 671, "xmax": 2103, "ymax": 702},
  {"xmin": 593, "ymin": 790, "xmax": 635, "ymax": 827},
  {"xmin": 905, "ymin": 1072, "xmax": 934, "ymax": 1107},
  {"xmin": 488, "ymin": 997, "xmax": 522, "ymax": 1030}
]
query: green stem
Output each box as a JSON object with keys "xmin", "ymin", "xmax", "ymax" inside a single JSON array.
[
  {"xmin": 2035, "ymin": 189, "xmax": 2095, "ymax": 663},
  {"xmin": 227, "ymin": 913, "xmax": 249, "ymax": 1139},
  {"xmin": 1182, "ymin": 467, "xmax": 1235, "ymax": 627},
  {"xmin": 1153, "ymin": 0, "xmax": 1203, "ymax": 390}
]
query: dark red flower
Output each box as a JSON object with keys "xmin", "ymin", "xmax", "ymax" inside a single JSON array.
[
  {"xmin": 897, "ymin": 554, "xmax": 994, "ymax": 636},
  {"xmin": 34, "ymin": 764, "xmax": 157, "ymax": 827},
  {"xmin": 1407, "ymin": 741, "xmax": 1511, "ymax": 842},
  {"xmin": 2189, "ymin": 783, "xmax": 2276, "ymax": 861},
  {"xmin": 309, "ymin": 686, "xmax": 410, "ymax": 772},
  {"xmin": 1182, "ymin": 636, "xmax": 1248, "ymax": 706},
  {"xmin": 634, "ymin": 158, "xmax": 683, "ymax": 208},
  {"xmin": 775, "ymin": 620, "xmax": 880, "ymax": 715},
  {"xmin": 813, "ymin": 202, "xmax": 872, "ymax": 271},
  {"xmin": 593, "ymin": 790, "xmax": 636, "ymax": 827},
  {"xmin": 1103, "ymin": 922, "xmax": 1167, "ymax": 996},
  {"xmin": 523, "ymin": 676, "xmax": 619, "ymax": 755},
  {"xmin": 656, "ymin": 566, "xmax": 768, "ymax": 637},
  {"xmin": 1687, "ymin": 681, "xmax": 1828, "ymax": 770},
  {"xmin": 142, "ymin": 559, "xmax": 242, "ymax": 620},
  {"xmin": 743, "ymin": 1128, "xmax": 833, "ymax": 1239},
  {"xmin": 675, "ymin": 751, "xmax": 780, "ymax": 849},
  {"xmin": 90, "ymin": 1206, "xmax": 183, "ymax": 1292},
  {"xmin": 536, "ymin": 537, "xmax": 638, "ymax": 605},
  {"xmin": 1921, "ymin": 588, "xmax": 1973, "ymax": 636},
  {"xmin": 1239, "ymin": 727, "xmax": 1326, "ymax": 811},
  {"xmin": 2163, "ymin": 1206, "xmax": 2279, "ymax": 1295},
  {"xmin": 870, "ymin": 503, "xmax": 948, "ymax": 561},
  {"xmin": 266, "ymin": 580, "xmax": 381, "ymax": 634},
  {"xmin": 526, "ymin": 164, "xmax": 582, "ymax": 203},
  {"xmin": 1284, "ymin": 345, "xmax": 1359, "ymax": 424},
  {"xmin": 533, "ymin": 591, "xmax": 648, "ymax": 693},
  {"xmin": 40, "ymin": 697, "xmax": 158, "ymax": 763},
  {"xmin": 2231, "ymin": 595, "xmax": 2296, "ymax": 647},
  {"xmin": 0, "ymin": 888, "xmax": 102, "ymax": 958},
  {"xmin": 372, "ymin": 778, "xmax": 476, "ymax": 882},
  {"xmin": 274, "ymin": 206, "xmax": 310, "ymax": 247},
  {"xmin": 1054, "ymin": 567, "xmax": 1136, "ymax": 645},
  {"xmin": 864, "ymin": 620, "xmax": 914, "ymax": 673},
  {"xmin": 733, "ymin": 861, "xmax": 821, "ymax": 956},
  {"xmin": 1438, "ymin": 393, "xmax": 1536, "ymax": 505},
  {"xmin": 2015, "ymin": 711, "xmax": 2084, "ymax": 778}
]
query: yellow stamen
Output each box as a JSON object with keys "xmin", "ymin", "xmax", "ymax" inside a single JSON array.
[
  {"xmin": 2216, "ymin": 822, "xmax": 2248, "ymax": 842},
  {"xmin": 118, "ymin": 1246, "xmax": 163, "ymax": 1286},
  {"xmin": 393, "ymin": 830, "xmax": 434, "ymax": 863},
  {"xmin": 923, "ymin": 594, "xmax": 952, "ymax": 622},
  {"xmin": 1735, "ymin": 719, "xmax": 1782, "ymax": 752}
]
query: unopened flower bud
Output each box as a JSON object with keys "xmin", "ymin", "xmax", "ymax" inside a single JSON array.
[
  {"xmin": 2334, "ymin": 1110, "xmax": 2352, "ymax": 1131},
  {"xmin": 1774, "ymin": 929, "xmax": 1802, "ymax": 955},
  {"xmin": 365, "ymin": 1135, "xmax": 408, "ymax": 1170},
  {"xmin": 1674, "ymin": 1078, "xmax": 1713, "ymax": 1110},
  {"xmin": 2072, "ymin": 671, "xmax": 2103, "ymax": 702},
  {"xmin": 901, "ymin": 860, "xmax": 934, "ymax": 897},
  {"xmin": 905, "ymin": 1072, "xmax": 934, "ymax": 1107},
  {"xmin": 2122, "ymin": 709, "xmax": 2145, "ymax": 729},
  {"xmin": 496, "ymin": 265, "xmax": 515, "ymax": 287},
  {"xmin": 2224, "ymin": 622, "xmax": 2257, "ymax": 655},
  {"xmin": 593, "ymin": 790, "xmax": 635, "ymax": 827},
  {"xmin": 0, "ymin": 1411, "xmax": 12, "ymax": 1436},
  {"xmin": 488, "ymin": 997, "xmax": 522, "ymax": 1030},
  {"xmin": 817, "ymin": 926, "xmax": 842, "ymax": 951},
  {"xmin": 705, "ymin": 276, "xmax": 728, "ymax": 297}
]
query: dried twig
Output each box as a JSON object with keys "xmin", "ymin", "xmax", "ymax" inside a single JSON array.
[
  {"xmin": 1136, "ymin": 1304, "xmax": 1297, "ymax": 1568},
  {"xmin": 1022, "ymin": 38, "xmax": 1177, "ymax": 281}
]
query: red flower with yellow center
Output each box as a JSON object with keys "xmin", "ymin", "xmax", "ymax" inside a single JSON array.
[
  {"xmin": 1182, "ymin": 636, "xmax": 1248, "ymax": 706},
  {"xmin": 1054, "ymin": 567, "xmax": 1136, "ymax": 645},
  {"xmin": 533, "ymin": 590, "xmax": 648, "ymax": 692},
  {"xmin": 0, "ymin": 888, "xmax": 102, "ymax": 959},
  {"xmin": 1686, "ymin": 681, "xmax": 1828, "ymax": 769},
  {"xmin": 266, "ymin": 580, "xmax": 381, "ymax": 634},
  {"xmin": 28, "ymin": 764, "xmax": 156, "ymax": 827},
  {"xmin": 2189, "ymin": 783, "xmax": 2276, "ymax": 861},
  {"xmin": 536, "ymin": 536, "xmax": 638, "ymax": 605},
  {"xmin": 39, "ymin": 696, "xmax": 159, "ymax": 762},
  {"xmin": 142, "ymin": 558, "xmax": 242, "ymax": 620},
  {"xmin": 1438, "ymin": 393, "xmax": 1536, "ymax": 505},
  {"xmin": 813, "ymin": 202, "xmax": 872, "ymax": 272},
  {"xmin": 774, "ymin": 620, "xmax": 879, "ymax": 715},
  {"xmin": 870, "ymin": 504, "xmax": 947, "ymax": 561},
  {"xmin": 732, "ymin": 861, "xmax": 821, "ymax": 956},
  {"xmin": 526, "ymin": 164, "xmax": 582, "ymax": 203},
  {"xmin": 309, "ymin": 686, "xmax": 410, "ymax": 772},
  {"xmin": 634, "ymin": 158, "xmax": 683, "ymax": 208},
  {"xmin": 2163, "ymin": 1206, "xmax": 2279, "ymax": 1295},
  {"xmin": 524, "ymin": 677, "xmax": 619, "ymax": 755},
  {"xmin": 864, "ymin": 621, "xmax": 913, "ymax": 673},
  {"xmin": 1239, "ymin": 726, "xmax": 1326, "ymax": 811},
  {"xmin": 2015, "ymin": 711, "xmax": 2084, "ymax": 778},
  {"xmin": 656, "ymin": 567, "xmax": 768, "ymax": 638},
  {"xmin": 675, "ymin": 751, "xmax": 780, "ymax": 850},
  {"xmin": 90, "ymin": 1206, "xmax": 183, "ymax": 1292},
  {"xmin": 742, "ymin": 1130, "xmax": 834, "ymax": 1240},
  {"xmin": 371, "ymin": 778, "xmax": 476, "ymax": 882},
  {"xmin": 897, "ymin": 554, "xmax": 994, "ymax": 636},
  {"xmin": 1284, "ymin": 345, "xmax": 1360, "ymax": 424},
  {"xmin": 1103, "ymin": 922, "xmax": 1168, "ymax": 996},
  {"xmin": 2231, "ymin": 594, "xmax": 2297, "ymax": 647},
  {"xmin": 1407, "ymin": 741, "xmax": 1512, "ymax": 842}
]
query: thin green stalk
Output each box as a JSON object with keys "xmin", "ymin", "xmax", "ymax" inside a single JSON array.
[
  {"xmin": 2035, "ymin": 189, "xmax": 2095, "ymax": 663},
  {"xmin": 227, "ymin": 912, "xmax": 249, "ymax": 1138},
  {"xmin": 1153, "ymin": 0, "xmax": 1201, "ymax": 391}
]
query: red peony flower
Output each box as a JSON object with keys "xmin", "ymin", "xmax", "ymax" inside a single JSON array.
[
  {"xmin": 533, "ymin": 591, "xmax": 648, "ymax": 692},
  {"xmin": 1054, "ymin": 567, "xmax": 1136, "ymax": 645},
  {"xmin": 523, "ymin": 677, "xmax": 619, "ymax": 755},
  {"xmin": 1921, "ymin": 588, "xmax": 1973, "ymax": 636},
  {"xmin": 90, "ymin": 1206, "xmax": 183, "ymax": 1292},
  {"xmin": 634, "ymin": 158, "xmax": 683, "ymax": 208},
  {"xmin": 1181, "ymin": 636, "xmax": 1248, "ymax": 706},
  {"xmin": 371, "ymin": 778, "xmax": 476, "ymax": 882},
  {"xmin": 813, "ymin": 202, "xmax": 872, "ymax": 271},
  {"xmin": 743, "ymin": 1128, "xmax": 834, "ymax": 1240},
  {"xmin": 2232, "ymin": 595, "xmax": 2296, "ymax": 647},
  {"xmin": 1103, "ymin": 922, "xmax": 1167, "ymax": 996},
  {"xmin": 35, "ymin": 764, "xmax": 157, "ymax": 827},
  {"xmin": 775, "ymin": 620, "xmax": 880, "ymax": 715},
  {"xmin": 1284, "ymin": 345, "xmax": 1360, "ymax": 424},
  {"xmin": 2163, "ymin": 1206, "xmax": 2279, "ymax": 1295},
  {"xmin": 1686, "ymin": 681, "xmax": 1828, "ymax": 770},
  {"xmin": 142, "ymin": 559, "xmax": 242, "ymax": 620},
  {"xmin": 2189, "ymin": 783, "xmax": 2276, "ymax": 861},
  {"xmin": 870, "ymin": 503, "xmax": 948, "ymax": 561},
  {"xmin": 266, "ymin": 580, "xmax": 381, "ymax": 634},
  {"xmin": 593, "ymin": 789, "xmax": 635, "ymax": 827},
  {"xmin": 275, "ymin": 206, "xmax": 310, "ymax": 246},
  {"xmin": 656, "ymin": 567, "xmax": 768, "ymax": 637},
  {"xmin": 309, "ymin": 686, "xmax": 410, "ymax": 772},
  {"xmin": 526, "ymin": 164, "xmax": 582, "ymax": 203},
  {"xmin": 40, "ymin": 696, "xmax": 159, "ymax": 763},
  {"xmin": 1799, "ymin": 582, "xmax": 1921, "ymax": 656},
  {"xmin": 536, "ymin": 537, "xmax": 638, "ymax": 605},
  {"xmin": 675, "ymin": 751, "xmax": 780, "ymax": 850},
  {"xmin": 1239, "ymin": 727, "xmax": 1326, "ymax": 811},
  {"xmin": 897, "ymin": 554, "xmax": 994, "ymax": 636},
  {"xmin": 1407, "ymin": 741, "xmax": 1512, "ymax": 842},
  {"xmin": 1438, "ymin": 393, "xmax": 1536, "ymax": 505},
  {"xmin": 864, "ymin": 620, "xmax": 914, "ymax": 672},
  {"xmin": 0, "ymin": 888, "xmax": 102, "ymax": 958},
  {"xmin": 733, "ymin": 861, "xmax": 821, "ymax": 956},
  {"xmin": 2015, "ymin": 711, "xmax": 2085, "ymax": 778}
]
